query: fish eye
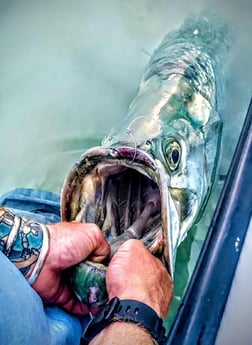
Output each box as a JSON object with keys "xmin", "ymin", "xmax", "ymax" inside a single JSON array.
[{"xmin": 165, "ymin": 140, "xmax": 181, "ymax": 171}]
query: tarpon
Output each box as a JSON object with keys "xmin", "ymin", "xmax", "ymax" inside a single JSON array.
[{"xmin": 61, "ymin": 12, "xmax": 231, "ymax": 305}]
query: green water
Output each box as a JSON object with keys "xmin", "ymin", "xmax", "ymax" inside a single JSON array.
[{"xmin": 0, "ymin": 0, "xmax": 251, "ymax": 332}]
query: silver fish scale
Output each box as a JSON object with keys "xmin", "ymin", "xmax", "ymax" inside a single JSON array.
[
  {"xmin": 143, "ymin": 13, "xmax": 232, "ymax": 108},
  {"xmin": 144, "ymin": 43, "xmax": 215, "ymax": 107}
]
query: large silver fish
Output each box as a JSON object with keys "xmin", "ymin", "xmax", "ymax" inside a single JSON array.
[{"xmin": 61, "ymin": 13, "xmax": 231, "ymax": 306}]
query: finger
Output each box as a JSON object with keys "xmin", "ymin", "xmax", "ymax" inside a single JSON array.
[
  {"xmin": 108, "ymin": 239, "xmax": 147, "ymax": 274},
  {"xmin": 57, "ymin": 285, "xmax": 100, "ymax": 315},
  {"xmin": 47, "ymin": 222, "xmax": 110, "ymax": 270},
  {"xmin": 72, "ymin": 223, "xmax": 110, "ymax": 262},
  {"xmin": 62, "ymin": 297, "xmax": 91, "ymax": 315},
  {"xmin": 55, "ymin": 284, "xmax": 90, "ymax": 315}
]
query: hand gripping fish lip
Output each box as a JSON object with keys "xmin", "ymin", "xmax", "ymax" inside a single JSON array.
[{"xmin": 61, "ymin": 145, "xmax": 180, "ymax": 277}]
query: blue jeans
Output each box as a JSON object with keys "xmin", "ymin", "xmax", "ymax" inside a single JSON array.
[{"xmin": 0, "ymin": 188, "xmax": 90, "ymax": 345}]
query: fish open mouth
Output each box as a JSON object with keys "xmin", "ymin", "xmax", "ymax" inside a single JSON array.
[{"xmin": 61, "ymin": 146, "xmax": 176, "ymax": 275}]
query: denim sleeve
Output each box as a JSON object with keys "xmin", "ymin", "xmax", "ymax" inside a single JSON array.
[{"xmin": 0, "ymin": 187, "xmax": 61, "ymax": 224}]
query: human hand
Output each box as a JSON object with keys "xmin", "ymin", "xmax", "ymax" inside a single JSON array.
[
  {"xmin": 32, "ymin": 222, "xmax": 110, "ymax": 315},
  {"xmin": 106, "ymin": 239, "xmax": 173, "ymax": 318}
]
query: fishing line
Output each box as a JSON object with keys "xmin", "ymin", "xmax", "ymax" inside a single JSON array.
[
  {"xmin": 126, "ymin": 128, "xmax": 137, "ymax": 163},
  {"xmin": 126, "ymin": 116, "xmax": 145, "ymax": 163}
]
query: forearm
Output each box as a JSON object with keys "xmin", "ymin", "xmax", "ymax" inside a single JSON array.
[
  {"xmin": 0, "ymin": 207, "xmax": 49, "ymax": 284},
  {"xmin": 90, "ymin": 322, "xmax": 157, "ymax": 345}
]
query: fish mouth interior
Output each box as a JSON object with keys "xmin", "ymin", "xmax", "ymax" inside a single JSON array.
[{"xmin": 73, "ymin": 162, "xmax": 164, "ymax": 259}]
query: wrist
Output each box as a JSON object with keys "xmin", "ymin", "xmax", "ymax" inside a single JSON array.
[
  {"xmin": 110, "ymin": 291, "xmax": 162, "ymax": 318},
  {"xmin": 90, "ymin": 321, "xmax": 158, "ymax": 345},
  {"xmin": 81, "ymin": 297, "xmax": 166, "ymax": 345}
]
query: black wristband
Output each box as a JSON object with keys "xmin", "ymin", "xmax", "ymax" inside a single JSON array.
[{"xmin": 80, "ymin": 297, "xmax": 167, "ymax": 345}]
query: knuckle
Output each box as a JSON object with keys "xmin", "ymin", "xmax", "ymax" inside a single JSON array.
[
  {"xmin": 121, "ymin": 239, "xmax": 144, "ymax": 251},
  {"xmin": 88, "ymin": 223, "xmax": 103, "ymax": 241}
]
